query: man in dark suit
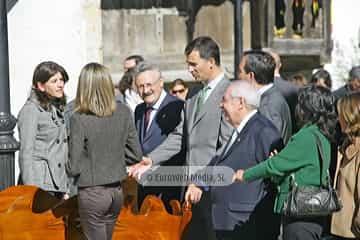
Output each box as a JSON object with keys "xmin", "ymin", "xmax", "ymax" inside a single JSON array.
[
  {"xmin": 333, "ymin": 65, "xmax": 360, "ymax": 100},
  {"xmin": 213, "ymin": 80, "xmax": 283, "ymax": 240},
  {"xmin": 239, "ymin": 50, "xmax": 292, "ymax": 144},
  {"xmin": 270, "ymin": 51, "xmax": 299, "ymax": 133},
  {"xmin": 133, "ymin": 61, "xmax": 185, "ymax": 210}
]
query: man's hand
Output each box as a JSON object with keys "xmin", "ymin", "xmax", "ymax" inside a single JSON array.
[
  {"xmin": 232, "ymin": 169, "xmax": 245, "ymax": 182},
  {"xmin": 185, "ymin": 184, "xmax": 203, "ymax": 204},
  {"xmin": 63, "ymin": 193, "xmax": 70, "ymax": 200},
  {"xmin": 127, "ymin": 156, "xmax": 153, "ymax": 180}
]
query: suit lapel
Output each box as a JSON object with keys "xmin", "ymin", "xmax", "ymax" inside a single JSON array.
[
  {"xmin": 136, "ymin": 104, "xmax": 146, "ymax": 144},
  {"xmin": 142, "ymin": 94, "xmax": 171, "ymax": 143},
  {"xmin": 216, "ymin": 113, "xmax": 259, "ymax": 163},
  {"xmin": 190, "ymin": 76, "xmax": 229, "ymax": 132},
  {"xmin": 186, "ymin": 94, "xmax": 198, "ymax": 132}
]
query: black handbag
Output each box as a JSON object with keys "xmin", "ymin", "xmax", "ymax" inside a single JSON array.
[{"xmin": 282, "ymin": 133, "xmax": 342, "ymax": 218}]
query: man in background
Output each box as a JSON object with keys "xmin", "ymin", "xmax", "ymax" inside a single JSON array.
[
  {"xmin": 270, "ymin": 50, "xmax": 299, "ymax": 133},
  {"xmin": 123, "ymin": 55, "xmax": 144, "ymax": 72},
  {"xmin": 239, "ymin": 50, "xmax": 292, "ymax": 144}
]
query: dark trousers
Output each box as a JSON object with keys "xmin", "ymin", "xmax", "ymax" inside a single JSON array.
[
  {"xmin": 182, "ymin": 191, "xmax": 217, "ymax": 240},
  {"xmin": 78, "ymin": 184, "xmax": 123, "ymax": 240},
  {"xmin": 275, "ymin": 0, "xmax": 286, "ymax": 29},
  {"xmin": 292, "ymin": 0, "xmax": 305, "ymax": 33},
  {"xmin": 215, "ymin": 197, "xmax": 280, "ymax": 240},
  {"xmin": 283, "ymin": 217, "xmax": 325, "ymax": 240},
  {"xmin": 215, "ymin": 222, "xmax": 257, "ymax": 240}
]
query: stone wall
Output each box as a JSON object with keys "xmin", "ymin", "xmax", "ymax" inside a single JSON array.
[{"xmin": 102, "ymin": 1, "xmax": 251, "ymax": 81}]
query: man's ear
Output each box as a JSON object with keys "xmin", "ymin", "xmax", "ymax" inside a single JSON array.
[
  {"xmin": 238, "ymin": 97, "xmax": 245, "ymax": 110},
  {"xmin": 159, "ymin": 78, "xmax": 164, "ymax": 88},
  {"xmin": 208, "ymin": 57, "xmax": 216, "ymax": 69},
  {"xmin": 37, "ymin": 82, "xmax": 46, "ymax": 92},
  {"xmin": 248, "ymin": 71, "xmax": 255, "ymax": 81}
]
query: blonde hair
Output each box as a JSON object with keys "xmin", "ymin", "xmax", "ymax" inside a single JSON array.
[
  {"xmin": 337, "ymin": 92, "xmax": 360, "ymax": 140},
  {"xmin": 75, "ymin": 62, "xmax": 116, "ymax": 117}
]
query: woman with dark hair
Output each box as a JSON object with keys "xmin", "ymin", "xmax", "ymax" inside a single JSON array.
[
  {"xmin": 233, "ymin": 84, "xmax": 338, "ymax": 240},
  {"xmin": 331, "ymin": 92, "xmax": 360, "ymax": 239},
  {"xmin": 66, "ymin": 63, "xmax": 142, "ymax": 240},
  {"xmin": 311, "ymin": 69, "xmax": 332, "ymax": 89},
  {"xmin": 17, "ymin": 61, "xmax": 70, "ymax": 198}
]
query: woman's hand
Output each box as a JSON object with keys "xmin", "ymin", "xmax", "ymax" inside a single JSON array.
[
  {"xmin": 232, "ymin": 169, "xmax": 245, "ymax": 182},
  {"xmin": 269, "ymin": 149, "xmax": 278, "ymax": 158}
]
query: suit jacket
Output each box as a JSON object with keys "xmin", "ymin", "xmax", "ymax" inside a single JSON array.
[
  {"xmin": 66, "ymin": 102, "xmax": 142, "ymax": 187},
  {"xmin": 17, "ymin": 91, "xmax": 69, "ymax": 193},
  {"xmin": 333, "ymin": 84, "xmax": 355, "ymax": 101},
  {"xmin": 135, "ymin": 93, "xmax": 185, "ymax": 166},
  {"xmin": 274, "ymin": 76, "xmax": 299, "ymax": 133},
  {"xmin": 211, "ymin": 113, "xmax": 283, "ymax": 231},
  {"xmin": 259, "ymin": 85, "xmax": 292, "ymax": 144},
  {"xmin": 149, "ymin": 76, "xmax": 233, "ymax": 168}
]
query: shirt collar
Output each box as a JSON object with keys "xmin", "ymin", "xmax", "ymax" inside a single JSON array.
[
  {"xmin": 235, "ymin": 110, "xmax": 258, "ymax": 134},
  {"xmin": 258, "ymin": 83, "xmax": 274, "ymax": 96},
  {"xmin": 148, "ymin": 90, "xmax": 167, "ymax": 110},
  {"xmin": 205, "ymin": 72, "xmax": 225, "ymax": 90}
]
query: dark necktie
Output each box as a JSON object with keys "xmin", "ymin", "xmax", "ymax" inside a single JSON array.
[{"xmin": 144, "ymin": 106, "xmax": 153, "ymax": 131}]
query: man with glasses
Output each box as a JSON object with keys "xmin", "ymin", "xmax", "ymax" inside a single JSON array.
[{"xmin": 133, "ymin": 61, "xmax": 185, "ymax": 211}]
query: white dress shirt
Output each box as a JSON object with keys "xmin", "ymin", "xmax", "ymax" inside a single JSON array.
[
  {"xmin": 202, "ymin": 72, "xmax": 225, "ymax": 103},
  {"xmin": 146, "ymin": 90, "xmax": 167, "ymax": 131},
  {"xmin": 224, "ymin": 110, "xmax": 258, "ymax": 155}
]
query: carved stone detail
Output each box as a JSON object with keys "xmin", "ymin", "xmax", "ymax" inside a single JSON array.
[
  {"xmin": 0, "ymin": 112, "xmax": 19, "ymax": 152},
  {"xmin": 0, "ymin": 112, "xmax": 16, "ymax": 132}
]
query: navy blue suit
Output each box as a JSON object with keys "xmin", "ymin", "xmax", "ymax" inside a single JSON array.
[
  {"xmin": 135, "ymin": 93, "xmax": 185, "ymax": 210},
  {"xmin": 211, "ymin": 112, "xmax": 283, "ymax": 240}
]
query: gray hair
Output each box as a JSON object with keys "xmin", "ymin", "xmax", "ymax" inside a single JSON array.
[
  {"xmin": 230, "ymin": 80, "xmax": 260, "ymax": 109},
  {"xmin": 133, "ymin": 61, "xmax": 161, "ymax": 79}
]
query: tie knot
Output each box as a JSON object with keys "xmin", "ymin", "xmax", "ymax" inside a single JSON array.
[
  {"xmin": 202, "ymin": 86, "xmax": 211, "ymax": 93},
  {"xmin": 233, "ymin": 129, "xmax": 239, "ymax": 137},
  {"xmin": 146, "ymin": 106, "xmax": 153, "ymax": 112}
]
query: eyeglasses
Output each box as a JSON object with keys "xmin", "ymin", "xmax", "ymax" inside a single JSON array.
[{"xmin": 171, "ymin": 88, "xmax": 186, "ymax": 94}]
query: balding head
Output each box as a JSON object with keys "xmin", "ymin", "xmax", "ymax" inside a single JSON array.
[
  {"xmin": 229, "ymin": 80, "xmax": 260, "ymax": 109},
  {"xmin": 220, "ymin": 80, "xmax": 260, "ymax": 127}
]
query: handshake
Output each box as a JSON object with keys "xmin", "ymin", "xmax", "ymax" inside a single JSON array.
[{"xmin": 127, "ymin": 156, "xmax": 153, "ymax": 180}]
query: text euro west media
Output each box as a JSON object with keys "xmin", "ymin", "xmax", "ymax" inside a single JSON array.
[{"xmin": 145, "ymin": 172, "xmax": 226, "ymax": 185}]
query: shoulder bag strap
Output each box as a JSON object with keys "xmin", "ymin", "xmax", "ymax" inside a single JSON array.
[{"xmin": 312, "ymin": 132, "xmax": 330, "ymax": 187}]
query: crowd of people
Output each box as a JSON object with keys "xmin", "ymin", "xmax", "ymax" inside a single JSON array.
[{"xmin": 16, "ymin": 36, "xmax": 360, "ymax": 240}]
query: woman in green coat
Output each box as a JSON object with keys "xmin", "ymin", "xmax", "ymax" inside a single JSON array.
[{"xmin": 233, "ymin": 85, "xmax": 337, "ymax": 240}]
